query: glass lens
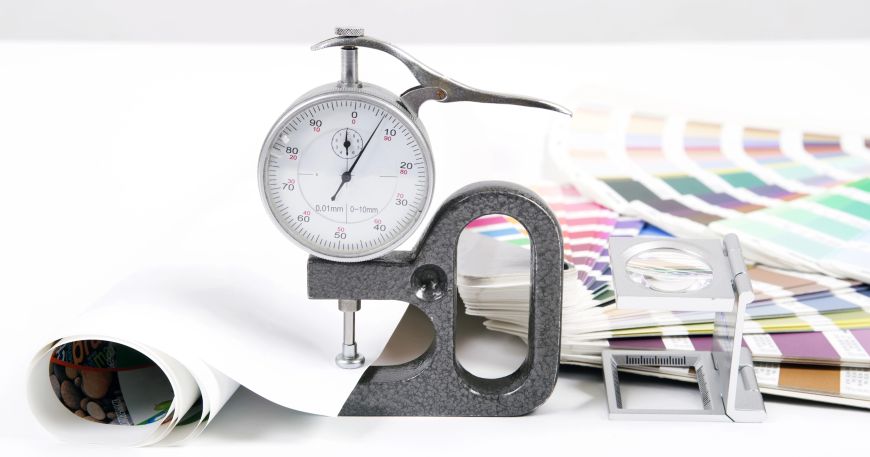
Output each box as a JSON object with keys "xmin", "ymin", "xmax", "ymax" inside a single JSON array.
[{"xmin": 625, "ymin": 247, "xmax": 713, "ymax": 293}]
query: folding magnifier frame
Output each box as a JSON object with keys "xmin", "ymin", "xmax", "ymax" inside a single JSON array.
[{"xmin": 602, "ymin": 234, "xmax": 766, "ymax": 422}]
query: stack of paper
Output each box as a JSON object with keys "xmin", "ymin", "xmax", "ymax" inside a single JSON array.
[{"xmin": 458, "ymin": 229, "xmax": 581, "ymax": 322}]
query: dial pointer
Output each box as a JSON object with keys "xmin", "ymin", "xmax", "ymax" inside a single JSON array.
[{"xmin": 330, "ymin": 115, "xmax": 385, "ymax": 201}]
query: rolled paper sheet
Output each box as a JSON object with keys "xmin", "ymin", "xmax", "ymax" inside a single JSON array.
[{"xmin": 26, "ymin": 185, "xmax": 408, "ymax": 446}]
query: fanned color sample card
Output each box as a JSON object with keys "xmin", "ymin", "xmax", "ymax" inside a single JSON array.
[{"xmin": 547, "ymin": 108, "xmax": 870, "ymax": 282}]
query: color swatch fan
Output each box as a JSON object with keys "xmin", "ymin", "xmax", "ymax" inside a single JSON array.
[{"xmin": 546, "ymin": 108, "xmax": 870, "ymax": 282}]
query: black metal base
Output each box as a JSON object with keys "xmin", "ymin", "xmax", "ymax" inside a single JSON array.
[{"xmin": 308, "ymin": 181, "xmax": 564, "ymax": 416}]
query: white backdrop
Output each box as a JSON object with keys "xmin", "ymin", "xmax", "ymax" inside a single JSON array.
[{"xmin": 2, "ymin": 0, "xmax": 870, "ymax": 43}]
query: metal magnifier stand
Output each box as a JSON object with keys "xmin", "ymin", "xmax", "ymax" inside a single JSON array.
[{"xmin": 602, "ymin": 234, "xmax": 767, "ymax": 422}]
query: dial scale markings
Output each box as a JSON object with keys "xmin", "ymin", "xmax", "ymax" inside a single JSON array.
[{"xmin": 260, "ymin": 97, "xmax": 433, "ymax": 261}]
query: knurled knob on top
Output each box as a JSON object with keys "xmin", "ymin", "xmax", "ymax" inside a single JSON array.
[{"xmin": 335, "ymin": 26, "xmax": 364, "ymax": 38}]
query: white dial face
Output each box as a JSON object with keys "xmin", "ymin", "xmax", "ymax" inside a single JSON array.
[{"xmin": 260, "ymin": 95, "xmax": 433, "ymax": 261}]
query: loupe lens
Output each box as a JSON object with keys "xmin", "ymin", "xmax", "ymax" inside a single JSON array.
[{"xmin": 625, "ymin": 247, "xmax": 713, "ymax": 293}]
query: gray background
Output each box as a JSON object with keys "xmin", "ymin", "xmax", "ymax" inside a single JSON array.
[{"xmin": 1, "ymin": 0, "xmax": 868, "ymax": 43}]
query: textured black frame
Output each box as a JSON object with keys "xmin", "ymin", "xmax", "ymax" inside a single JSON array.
[{"xmin": 308, "ymin": 181, "xmax": 564, "ymax": 416}]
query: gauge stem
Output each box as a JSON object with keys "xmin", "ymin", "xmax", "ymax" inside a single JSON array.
[
  {"xmin": 335, "ymin": 299, "xmax": 364, "ymax": 369},
  {"xmin": 340, "ymin": 47, "xmax": 359, "ymax": 87}
]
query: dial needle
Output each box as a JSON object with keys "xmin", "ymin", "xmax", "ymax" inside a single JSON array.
[{"xmin": 331, "ymin": 116, "xmax": 385, "ymax": 201}]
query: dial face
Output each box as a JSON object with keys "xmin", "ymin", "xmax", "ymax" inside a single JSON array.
[{"xmin": 259, "ymin": 94, "xmax": 433, "ymax": 262}]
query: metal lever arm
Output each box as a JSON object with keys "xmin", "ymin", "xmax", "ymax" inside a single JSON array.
[{"xmin": 312, "ymin": 35, "xmax": 572, "ymax": 117}]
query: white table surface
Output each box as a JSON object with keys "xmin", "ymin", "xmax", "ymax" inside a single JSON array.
[{"xmin": 2, "ymin": 41, "xmax": 870, "ymax": 455}]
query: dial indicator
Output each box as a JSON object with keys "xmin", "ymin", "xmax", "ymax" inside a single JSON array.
[{"xmin": 259, "ymin": 93, "xmax": 434, "ymax": 262}]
